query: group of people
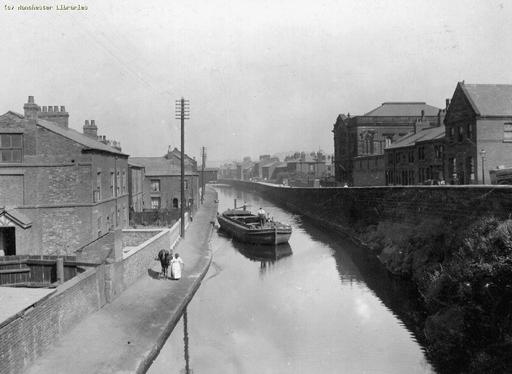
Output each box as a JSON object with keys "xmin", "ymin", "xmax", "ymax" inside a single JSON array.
[{"xmin": 157, "ymin": 249, "xmax": 184, "ymax": 280}]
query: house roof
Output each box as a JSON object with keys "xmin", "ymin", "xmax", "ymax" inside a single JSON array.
[
  {"xmin": 37, "ymin": 119, "xmax": 127, "ymax": 156},
  {"xmin": 363, "ymin": 102, "xmax": 440, "ymax": 117},
  {"xmin": 461, "ymin": 83, "xmax": 512, "ymax": 117},
  {"xmin": 386, "ymin": 126, "xmax": 445, "ymax": 149},
  {"xmin": 129, "ymin": 157, "xmax": 197, "ymax": 176}
]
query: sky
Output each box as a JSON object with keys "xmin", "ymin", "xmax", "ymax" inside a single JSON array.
[{"xmin": 1, "ymin": 0, "xmax": 511, "ymax": 165}]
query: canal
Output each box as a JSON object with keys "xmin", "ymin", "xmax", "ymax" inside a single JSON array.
[{"xmin": 148, "ymin": 186, "xmax": 435, "ymax": 373}]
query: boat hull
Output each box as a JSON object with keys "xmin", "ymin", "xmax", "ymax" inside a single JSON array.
[{"xmin": 217, "ymin": 214, "xmax": 291, "ymax": 245}]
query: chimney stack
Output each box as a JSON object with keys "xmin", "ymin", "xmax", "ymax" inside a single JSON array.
[
  {"xmin": 83, "ymin": 119, "xmax": 98, "ymax": 139},
  {"xmin": 38, "ymin": 102, "xmax": 69, "ymax": 128},
  {"xmin": 23, "ymin": 96, "xmax": 40, "ymax": 121}
]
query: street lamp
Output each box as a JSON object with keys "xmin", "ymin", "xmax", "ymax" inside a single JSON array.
[{"xmin": 480, "ymin": 149, "xmax": 486, "ymax": 184}]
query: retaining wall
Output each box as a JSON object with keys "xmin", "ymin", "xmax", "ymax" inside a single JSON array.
[{"xmin": 224, "ymin": 180, "xmax": 512, "ymax": 236}]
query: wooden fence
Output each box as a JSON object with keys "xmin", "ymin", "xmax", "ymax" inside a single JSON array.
[{"xmin": 0, "ymin": 255, "xmax": 84, "ymax": 286}]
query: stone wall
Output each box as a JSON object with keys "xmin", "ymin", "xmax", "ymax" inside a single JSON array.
[{"xmin": 225, "ymin": 180, "xmax": 512, "ymax": 238}]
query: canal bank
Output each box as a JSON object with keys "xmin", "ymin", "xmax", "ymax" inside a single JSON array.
[{"xmin": 24, "ymin": 188, "xmax": 218, "ymax": 374}]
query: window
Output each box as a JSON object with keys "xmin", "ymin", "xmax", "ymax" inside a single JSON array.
[
  {"xmin": 184, "ymin": 180, "xmax": 188, "ymax": 190},
  {"xmin": 504, "ymin": 123, "xmax": 512, "ymax": 142},
  {"xmin": 418, "ymin": 146, "xmax": 425, "ymax": 161},
  {"xmin": 449, "ymin": 126, "xmax": 455, "ymax": 140},
  {"xmin": 150, "ymin": 179, "xmax": 160, "ymax": 192},
  {"xmin": 0, "ymin": 134, "xmax": 23, "ymax": 163},
  {"xmin": 458, "ymin": 126, "xmax": 464, "ymax": 142},
  {"xmin": 172, "ymin": 198, "xmax": 179, "ymax": 208},
  {"xmin": 116, "ymin": 171, "xmax": 120, "ymax": 196},
  {"xmin": 151, "ymin": 197, "xmax": 161, "ymax": 210},
  {"xmin": 94, "ymin": 171, "xmax": 101, "ymax": 202},
  {"xmin": 467, "ymin": 123, "xmax": 473, "ymax": 141},
  {"xmin": 110, "ymin": 172, "xmax": 115, "ymax": 196},
  {"xmin": 122, "ymin": 170, "xmax": 127, "ymax": 194}
]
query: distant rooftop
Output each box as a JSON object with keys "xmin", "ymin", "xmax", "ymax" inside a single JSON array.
[
  {"xmin": 387, "ymin": 126, "xmax": 445, "ymax": 149},
  {"xmin": 130, "ymin": 157, "xmax": 197, "ymax": 176},
  {"xmin": 364, "ymin": 102, "xmax": 440, "ymax": 117}
]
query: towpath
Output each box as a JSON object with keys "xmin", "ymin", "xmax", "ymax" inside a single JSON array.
[{"xmin": 25, "ymin": 188, "xmax": 218, "ymax": 374}]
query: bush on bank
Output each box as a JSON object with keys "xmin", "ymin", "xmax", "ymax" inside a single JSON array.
[{"xmin": 360, "ymin": 217, "xmax": 512, "ymax": 373}]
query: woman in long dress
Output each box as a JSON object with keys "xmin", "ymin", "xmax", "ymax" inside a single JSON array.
[{"xmin": 170, "ymin": 253, "xmax": 184, "ymax": 280}]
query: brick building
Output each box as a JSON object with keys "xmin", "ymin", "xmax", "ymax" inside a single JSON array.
[
  {"xmin": 444, "ymin": 82, "xmax": 512, "ymax": 184},
  {"xmin": 333, "ymin": 102, "xmax": 442, "ymax": 185},
  {"xmin": 385, "ymin": 125, "xmax": 445, "ymax": 185},
  {"xmin": 129, "ymin": 156, "xmax": 199, "ymax": 211},
  {"xmin": 0, "ymin": 96, "xmax": 129, "ymax": 256}
]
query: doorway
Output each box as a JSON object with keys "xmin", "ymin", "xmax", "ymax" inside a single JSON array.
[{"xmin": 0, "ymin": 227, "xmax": 16, "ymax": 256}]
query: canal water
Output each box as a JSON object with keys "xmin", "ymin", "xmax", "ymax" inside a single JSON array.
[{"xmin": 148, "ymin": 186, "xmax": 435, "ymax": 374}]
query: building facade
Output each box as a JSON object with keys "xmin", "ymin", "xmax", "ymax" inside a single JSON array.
[
  {"xmin": 129, "ymin": 156, "xmax": 199, "ymax": 211},
  {"xmin": 333, "ymin": 102, "xmax": 443, "ymax": 185},
  {"xmin": 443, "ymin": 82, "xmax": 512, "ymax": 184},
  {"xmin": 385, "ymin": 125, "xmax": 445, "ymax": 185},
  {"xmin": 0, "ymin": 96, "xmax": 129, "ymax": 256}
]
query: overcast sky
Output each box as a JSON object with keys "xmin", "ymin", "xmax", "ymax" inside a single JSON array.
[{"xmin": 1, "ymin": 0, "xmax": 511, "ymax": 164}]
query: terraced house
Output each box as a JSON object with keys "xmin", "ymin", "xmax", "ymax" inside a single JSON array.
[{"xmin": 0, "ymin": 96, "xmax": 128, "ymax": 256}]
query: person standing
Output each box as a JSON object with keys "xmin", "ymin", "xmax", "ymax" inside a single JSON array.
[
  {"xmin": 257, "ymin": 207, "xmax": 266, "ymax": 227},
  {"xmin": 157, "ymin": 248, "xmax": 170, "ymax": 278},
  {"xmin": 171, "ymin": 253, "xmax": 184, "ymax": 280}
]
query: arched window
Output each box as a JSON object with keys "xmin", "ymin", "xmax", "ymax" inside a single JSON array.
[{"xmin": 172, "ymin": 198, "xmax": 179, "ymax": 208}]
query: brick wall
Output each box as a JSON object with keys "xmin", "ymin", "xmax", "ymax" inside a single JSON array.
[{"xmin": 0, "ymin": 266, "xmax": 106, "ymax": 374}]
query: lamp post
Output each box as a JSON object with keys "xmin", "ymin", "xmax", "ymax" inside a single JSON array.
[{"xmin": 480, "ymin": 149, "xmax": 486, "ymax": 184}]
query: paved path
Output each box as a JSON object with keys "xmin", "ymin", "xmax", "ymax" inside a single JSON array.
[{"xmin": 25, "ymin": 188, "xmax": 218, "ymax": 374}]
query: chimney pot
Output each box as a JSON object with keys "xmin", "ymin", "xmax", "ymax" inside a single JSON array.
[
  {"xmin": 48, "ymin": 106, "xmax": 53, "ymax": 112},
  {"xmin": 60, "ymin": 106, "xmax": 65, "ymax": 112},
  {"xmin": 42, "ymin": 106, "xmax": 47, "ymax": 112},
  {"xmin": 28, "ymin": 96, "xmax": 34, "ymax": 104},
  {"xmin": 446, "ymin": 99, "xmax": 450, "ymax": 109},
  {"xmin": 91, "ymin": 120, "xmax": 96, "ymax": 127},
  {"xmin": 85, "ymin": 120, "xmax": 90, "ymax": 126},
  {"xmin": 54, "ymin": 106, "xmax": 58, "ymax": 112}
]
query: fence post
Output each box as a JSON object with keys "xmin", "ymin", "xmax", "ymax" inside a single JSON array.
[{"xmin": 56, "ymin": 257, "xmax": 64, "ymax": 284}]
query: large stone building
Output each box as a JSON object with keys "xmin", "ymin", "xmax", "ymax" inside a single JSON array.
[
  {"xmin": 129, "ymin": 156, "xmax": 199, "ymax": 211},
  {"xmin": 333, "ymin": 102, "xmax": 443, "ymax": 185},
  {"xmin": 443, "ymin": 82, "xmax": 512, "ymax": 184},
  {"xmin": 0, "ymin": 96, "xmax": 129, "ymax": 256}
]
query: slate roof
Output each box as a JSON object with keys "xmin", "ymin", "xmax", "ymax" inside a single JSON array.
[
  {"xmin": 386, "ymin": 126, "xmax": 445, "ymax": 150},
  {"xmin": 129, "ymin": 157, "xmax": 197, "ymax": 176},
  {"xmin": 363, "ymin": 102, "xmax": 440, "ymax": 117},
  {"xmin": 461, "ymin": 83, "xmax": 512, "ymax": 117},
  {"xmin": 37, "ymin": 119, "xmax": 127, "ymax": 156}
]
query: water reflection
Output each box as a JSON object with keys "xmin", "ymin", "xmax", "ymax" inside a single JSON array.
[
  {"xmin": 181, "ymin": 309, "xmax": 192, "ymax": 374},
  {"xmin": 230, "ymin": 241, "xmax": 293, "ymax": 276}
]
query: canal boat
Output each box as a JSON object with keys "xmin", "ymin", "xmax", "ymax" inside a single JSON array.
[{"xmin": 217, "ymin": 208, "xmax": 292, "ymax": 245}]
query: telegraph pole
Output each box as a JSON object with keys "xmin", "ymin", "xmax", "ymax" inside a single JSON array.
[
  {"xmin": 201, "ymin": 146, "xmax": 206, "ymax": 204},
  {"xmin": 175, "ymin": 98, "xmax": 190, "ymax": 238}
]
